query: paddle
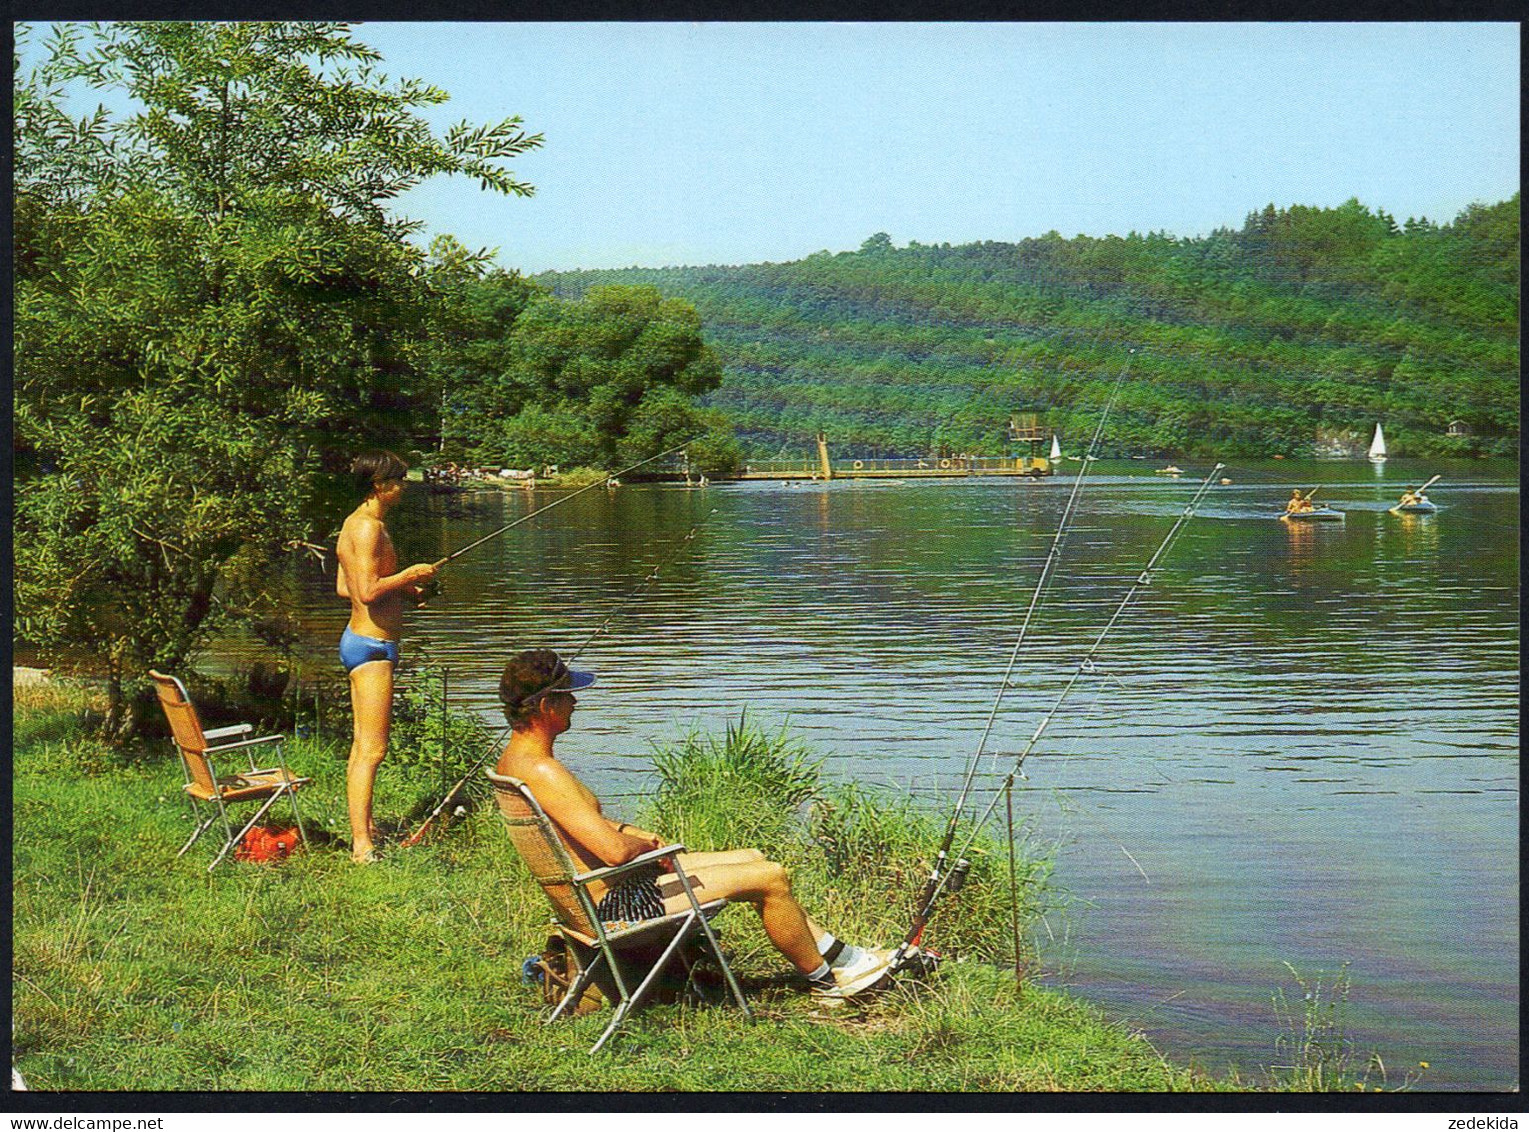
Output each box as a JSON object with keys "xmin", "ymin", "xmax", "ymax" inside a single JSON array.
[{"xmin": 1408, "ymin": 474, "xmax": 1442, "ymax": 497}]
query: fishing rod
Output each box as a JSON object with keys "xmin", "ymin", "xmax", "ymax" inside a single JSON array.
[
  {"xmin": 890, "ymin": 462, "xmax": 1223, "ymax": 971},
  {"xmin": 401, "ymin": 507, "xmax": 721, "ymax": 848},
  {"xmin": 429, "ymin": 442, "xmax": 695, "ymax": 569},
  {"xmin": 956, "ymin": 463, "xmax": 1223, "ymax": 839},
  {"xmin": 889, "ymin": 351, "xmax": 1135, "ymax": 972},
  {"xmin": 950, "ymin": 352, "xmax": 1136, "ymax": 825}
]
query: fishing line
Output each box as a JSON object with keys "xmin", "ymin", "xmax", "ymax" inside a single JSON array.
[
  {"xmin": 948, "ymin": 463, "xmax": 1224, "ymax": 868},
  {"xmin": 1029, "ymin": 663, "xmax": 1176, "ymax": 887},
  {"xmin": 561, "ymin": 510, "xmax": 719, "ymax": 663},
  {"xmin": 888, "ymin": 350, "xmax": 1136, "ymax": 970},
  {"xmin": 402, "ymin": 504, "xmax": 721, "ymax": 847},
  {"xmin": 431, "ymin": 441, "xmax": 696, "ymax": 569},
  {"xmin": 989, "ymin": 664, "xmax": 1124, "ymax": 780}
]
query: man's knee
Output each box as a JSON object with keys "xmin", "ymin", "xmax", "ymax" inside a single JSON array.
[
  {"xmin": 349, "ymin": 744, "xmax": 387, "ymax": 770},
  {"xmin": 761, "ymin": 860, "xmax": 793, "ymax": 896}
]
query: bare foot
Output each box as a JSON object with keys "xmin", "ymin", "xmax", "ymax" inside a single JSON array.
[{"xmin": 352, "ymin": 844, "xmax": 379, "ymax": 865}]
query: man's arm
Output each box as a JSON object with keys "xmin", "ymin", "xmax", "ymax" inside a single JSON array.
[
  {"xmin": 614, "ymin": 822, "xmax": 664, "ymax": 849},
  {"xmin": 341, "ymin": 520, "xmax": 436, "ymax": 605},
  {"xmin": 525, "ymin": 761, "xmax": 659, "ymax": 866}
]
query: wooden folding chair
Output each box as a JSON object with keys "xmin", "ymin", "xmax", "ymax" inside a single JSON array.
[
  {"xmin": 486, "ymin": 770, "xmax": 752, "ymax": 1053},
  {"xmin": 149, "ymin": 670, "xmax": 310, "ymax": 872}
]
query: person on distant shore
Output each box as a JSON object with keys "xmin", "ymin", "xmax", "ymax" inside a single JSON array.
[
  {"xmin": 494, "ymin": 648, "xmax": 898, "ymax": 1000},
  {"xmin": 336, "ymin": 450, "xmax": 438, "ymax": 864}
]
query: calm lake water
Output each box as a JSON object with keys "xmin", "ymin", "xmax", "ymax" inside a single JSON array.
[{"xmin": 268, "ymin": 458, "xmax": 1517, "ymax": 1090}]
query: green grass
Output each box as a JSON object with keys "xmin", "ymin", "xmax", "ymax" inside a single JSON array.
[{"xmin": 11, "ymin": 681, "xmax": 1300, "ymax": 1092}]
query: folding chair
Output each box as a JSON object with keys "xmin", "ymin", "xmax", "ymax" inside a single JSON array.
[
  {"xmin": 149, "ymin": 670, "xmax": 310, "ymax": 872},
  {"xmin": 486, "ymin": 770, "xmax": 752, "ymax": 1053}
]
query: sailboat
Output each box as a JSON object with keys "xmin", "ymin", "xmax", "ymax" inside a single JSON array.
[
  {"xmin": 1368, "ymin": 423, "xmax": 1387, "ymax": 463},
  {"xmin": 1049, "ymin": 433, "xmax": 1062, "ymax": 462}
]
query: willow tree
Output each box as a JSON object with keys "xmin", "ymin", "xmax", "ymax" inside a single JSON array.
[{"xmin": 14, "ymin": 21, "xmax": 542, "ymax": 739}]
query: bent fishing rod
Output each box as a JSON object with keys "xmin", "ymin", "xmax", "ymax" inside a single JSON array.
[
  {"xmin": 429, "ymin": 441, "xmax": 696, "ymax": 570},
  {"xmin": 890, "ymin": 460, "xmax": 1224, "ymax": 971},
  {"xmin": 402, "ymin": 507, "xmax": 720, "ymax": 847},
  {"xmin": 889, "ymin": 353, "xmax": 1134, "ymax": 968}
]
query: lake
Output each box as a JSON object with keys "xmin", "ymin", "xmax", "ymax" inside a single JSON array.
[{"xmin": 268, "ymin": 457, "xmax": 1518, "ymax": 1090}]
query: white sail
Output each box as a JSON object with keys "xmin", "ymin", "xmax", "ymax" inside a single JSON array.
[
  {"xmin": 1368, "ymin": 423, "xmax": 1387, "ymax": 461},
  {"xmin": 1050, "ymin": 434, "xmax": 1062, "ymax": 461}
]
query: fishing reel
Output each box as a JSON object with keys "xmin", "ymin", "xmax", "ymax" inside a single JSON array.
[
  {"xmin": 416, "ymin": 575, "xmax": 444, "ymax": 607},
  {"xmin": 896, "ymin": 947, "xmax": 943, "ymax": 978}
]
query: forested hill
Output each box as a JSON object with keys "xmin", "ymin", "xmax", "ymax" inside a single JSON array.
[{"xmin": 539, "ymin": 198, "xmax": 1519, "ymax": 460}]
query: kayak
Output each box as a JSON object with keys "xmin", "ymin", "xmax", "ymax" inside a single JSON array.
[
  {"xmin": 1391, "ymin": 500, "xmax": 1438, "ymax": 514},
  {"xmin": 1281, "ymin": 507, "xmax": 1344, "ymax": 522}
]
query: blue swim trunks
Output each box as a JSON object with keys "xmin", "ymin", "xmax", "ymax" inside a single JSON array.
[{"xmin": 339, "ymin": 626, "xmax": 400, "ymax": 673}]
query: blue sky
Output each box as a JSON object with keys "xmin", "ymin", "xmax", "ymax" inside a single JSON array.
[{"xmin": 24, "ymin": 22, "xmax": 1521, "ymax": 273}]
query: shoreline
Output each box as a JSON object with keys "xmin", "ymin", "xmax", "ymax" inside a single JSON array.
[
  {"xmin": 11, "ymin": 679, "xmax": 1241, "ymax": 1093},
  {"xmin": 13, "ymin": 665, "xmax": 52, "ymax": 687}
]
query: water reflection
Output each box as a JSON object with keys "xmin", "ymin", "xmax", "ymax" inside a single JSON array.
[
  {"xmin": 1385, "ymin": 510, "xmax": 1441, "ymax": 559},
  {"xmin": 1282, "ymin": 515, "xmax": 1317, "ymax": 568}
]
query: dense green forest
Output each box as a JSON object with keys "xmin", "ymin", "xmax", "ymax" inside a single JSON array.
[{"xmin": 540, "ymin": 198, "xmax": 1519, "ymax": 460}]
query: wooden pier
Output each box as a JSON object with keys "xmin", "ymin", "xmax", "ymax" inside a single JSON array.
[
  {"xmin": 735, "ymin": 428, "xmax": 1055, "ymax": 481},
  {"xmin": 736, "ymin": 455, "xmax": 1053, "ymax": 480}
]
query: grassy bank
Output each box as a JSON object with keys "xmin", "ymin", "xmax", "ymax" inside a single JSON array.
[{"xmin": 13, "ymin": 679, "xmax": 1263, "ymax": 1092}]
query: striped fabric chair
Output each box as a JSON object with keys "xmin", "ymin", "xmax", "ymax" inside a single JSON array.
[{"xmin": 486, "ymin": 769, "xmax": 751, "ymax": 1053}]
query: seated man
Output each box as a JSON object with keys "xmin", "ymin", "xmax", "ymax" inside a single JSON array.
[
  {"xmin": 494, "ymin": 648, "xmax": 896, "ymax": 1000},
  {"xmin": 1286, "ymin": 489, "xmax": 1307, "ymax": 514}
]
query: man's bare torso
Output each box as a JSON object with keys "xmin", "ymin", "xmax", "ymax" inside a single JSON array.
[{"xmin": 336, "ymin": 510, "xmax": 404, "ymax": 638}]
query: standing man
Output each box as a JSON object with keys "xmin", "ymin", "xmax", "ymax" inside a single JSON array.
[{"xmin": 336, "ymin": 451, "xmax": 438, "ymax": 864}]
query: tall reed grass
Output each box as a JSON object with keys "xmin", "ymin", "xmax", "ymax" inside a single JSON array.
[{"xmin": 645, "ymin": 712, "xmax": 1054, "ymax": 971}]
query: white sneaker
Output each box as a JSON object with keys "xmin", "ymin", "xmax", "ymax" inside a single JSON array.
[{"xmin": 812, "ymin": 946, "xmax": 894, "ymax": 1000}]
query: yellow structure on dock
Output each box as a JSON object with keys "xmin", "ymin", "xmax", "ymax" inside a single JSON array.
[{"xmin": 740, "ymin": 426, "xmax": 1054, "ymax": 481}]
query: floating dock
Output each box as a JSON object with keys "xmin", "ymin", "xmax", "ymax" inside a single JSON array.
[
  {"xmin": 736, "ymin": 456, "xmax": 1053, "ymax": 480},
  {"xmin": 735, "ymin": 430, "xmax": 1054, "ymax": 481}
]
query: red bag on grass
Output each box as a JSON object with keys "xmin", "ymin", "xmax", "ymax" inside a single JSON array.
[{"xmin": 234, "ymin": 824, "xmax": 302, "ymax": 863}]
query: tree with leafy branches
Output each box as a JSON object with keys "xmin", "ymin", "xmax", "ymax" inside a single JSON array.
[
  {"xmin": 432, "ymin": 281, "xmax": 728, "ymax": 469},
  {"xmin": 15, "ymin": 21, "xmax": 542, "ymax": 740}
]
